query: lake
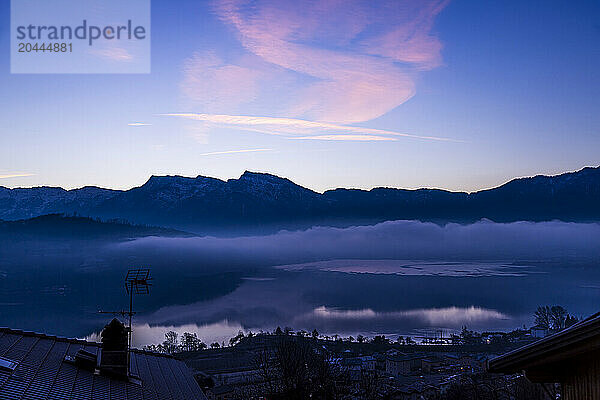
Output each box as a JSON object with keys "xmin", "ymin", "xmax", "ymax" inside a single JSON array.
[{"xmin": 1, "ymin": 220, "xmax": 599, "ymax": 346}]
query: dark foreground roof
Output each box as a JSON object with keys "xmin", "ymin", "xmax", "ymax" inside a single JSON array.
[
  {"xmin": 488, "ymin": 312, "xmax": 600, "ymax": 381},
  {"xmin": 0, "ymin": 327, "xmax": 207, "ymax": 400}
]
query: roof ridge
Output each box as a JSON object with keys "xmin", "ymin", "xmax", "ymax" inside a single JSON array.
[
  {"xmin": 0, "ymin": 327, "xmax": 99, "ymax": 346},
  {"xmin": 0, "ymin": 328, "xmax": 180, "ymax": 358}
]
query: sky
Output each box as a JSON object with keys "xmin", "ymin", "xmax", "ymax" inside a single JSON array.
[{"xmin": 0, "ymin": 0, "xmax": 599, "ymax": 192}]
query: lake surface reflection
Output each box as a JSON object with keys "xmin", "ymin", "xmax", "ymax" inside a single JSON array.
[
  {"xmin": 2, "ymin": 219, "xmax": 599, "ymax": 346},
  {"xmin": 124, "ymin": 262, "xmax": 600, "ymax": 345}
]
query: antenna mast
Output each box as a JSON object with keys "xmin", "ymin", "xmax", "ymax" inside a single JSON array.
[
  {"xmin": 99, "ymin": 268, "xmax": 152, "ymax": 373},
  {"xmin": 125, "ymin": 268, "xmax": 152, "ymax": 359}
]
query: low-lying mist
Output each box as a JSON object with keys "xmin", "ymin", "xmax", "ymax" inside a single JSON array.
[{"xmin": 113, "ymin": 219, "xmax": 600, "ymax": 266}]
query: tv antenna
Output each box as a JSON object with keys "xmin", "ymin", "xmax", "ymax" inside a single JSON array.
[{"xmin": 99, "ymin": 268, "xmax": 152, "ymax": 366}]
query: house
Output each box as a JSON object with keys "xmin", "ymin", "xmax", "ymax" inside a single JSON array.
[
  {"xmin": 529, "ymin": 325, "xmax": 549, "ymax": 338},
  {"xmin": 179, "ymin": 345, "xmax": 263, "ymax": 387},
  {"xmin": 458, "ymin": 354, "xmax": 488, "ymax": 373},
  {"xmin": 374, "ymin": 353, "xmax": 387, "ymax": 371},
  {"xmin": 489, "ymin": 312, "xmax": 600, "ymax": 400},
  {"xmin": 0, "ymin": 320, "xmax": 207, "ymax": 399},
  {"xmin": 339, "ymin": 355, "xmax": 375, "ymax": 377},
  {"xmin": 359, "ymin": 355, "xmax": 376, "ymax": 371},
  {"xmin": 442, "ymin": 353, "xmax": 459, "ymax": 364},
  {"xmin": 482, "ymin": 332, "xmax": 505, "ymax": 344},
  {"xmin": 386, "ymin": 354, "xmax": 423, "ymax": 376},
  {"xmin": 420, "ymin": 356, "xmax": 443, "ymax": 373},
  {"xmin": 388, "ymin": 377, "xmax": 441, "ymax": 400},
  {"xmin": 340, "ymin": 357, "xmax": 363, "ymax": 381}
]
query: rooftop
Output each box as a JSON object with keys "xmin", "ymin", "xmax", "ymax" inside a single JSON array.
[
  {"xmin": 0, "ymin": 327, "xmax": 207, "ymax": 399},
  {"xmin": 488, "ymin": 312, "xmax": 600, "ymax": 381}
]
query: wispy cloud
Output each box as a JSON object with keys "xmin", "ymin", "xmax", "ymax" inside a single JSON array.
[
  {"xmin": 89, "ymin": 47, "xmax": 134, "ymax": 62},
  {"xmin": 182, "ymin": 0, "xmax": 449, "ymax": 123},
  {"xmin": 162, "ymin": 113, "xmax": 457, "ymax": 142},
  {"xmin": 0, "ymin": 173, "xmax": 35, "ymax": 179},
  {"xmin": 200, "ymin": 148, "xmax": 273, "ymax": 156},
  {"xmin": 291, "ymin": 135, "xmax": 396, "ymax": 142},
  {"xmin": 128, "ymin": 122, "xmax": 152, "ymax": 127}
]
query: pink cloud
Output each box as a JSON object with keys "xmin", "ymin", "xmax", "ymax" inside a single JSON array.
[
  {"xmin": 359, "ymin": 0, "xmax": 449, "ymax": 69},
  {"xmin": 290, "ymin": 135, "xmax": 396, "ymax": 142},
  {"xmin": 208, "ymin": 0, "xmax": 449, "ymax": 123},
  {"xmin": 181, "ymin": 52, "xmax": 261, "ymax": 111}
]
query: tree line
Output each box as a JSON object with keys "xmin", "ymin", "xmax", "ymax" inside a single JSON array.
[{"xmin": 142, "ymin": 304, "xmax": 579, "ymax": 355}]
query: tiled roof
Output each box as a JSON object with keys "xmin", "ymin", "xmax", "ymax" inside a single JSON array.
[{"xmin": 0, "ymin": 327, "xmax": 207, "ymax": 400}]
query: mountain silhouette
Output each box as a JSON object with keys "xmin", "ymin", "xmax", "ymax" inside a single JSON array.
[{"xmin": 1, "ymin": 166, "xmax": 598, "ymax": 233}]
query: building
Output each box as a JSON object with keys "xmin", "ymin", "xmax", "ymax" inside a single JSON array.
[
  {"xmin": 179, "ymin": 346, "xmax": 263, "ymax": 387},
  {"xmin": 386, "ymin": 354, "xmax": 424, "ymax": 376},
  {"xmin": 359, "ymin": 355, "xmax": 376, "ymax": 371},
  {"xmin": 420, "ymin": 356, "xmax": 443, "ymax": 373},
  {"xmin": 489, "ymin": 312, "xmax": 600, "ymax": 400},
  {"xmin": 388, "ymin": 375, "xmax": 445, "ymax": 399},
  {"xmin": 458, "ymin": 354, "xmax": 488, "ymax": 373},
  {"xmin": 482, "ymin": 332, "xmax": 505, "ymax": 344},
  {"xmin": 0, "ymin": 321, "xmax": 207, "ymax": 399},
  {"xmin": 529, "ymin": 325, "xmax": 549, "ymax": 338},
  {"xmin": 340, "ymin": 357, "xmax": 363, "ymax": 381},
  {"xmin": 374, "ymin": 353, "xmax": 387, "ymax": 371}
]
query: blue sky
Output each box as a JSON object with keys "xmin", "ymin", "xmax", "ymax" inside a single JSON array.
[{"xmin": 0, "ymin": 0, "xmax": 598, "ymax": 192}]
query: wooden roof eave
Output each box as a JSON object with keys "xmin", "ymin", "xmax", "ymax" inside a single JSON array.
[{"xmin": 488, "ymin": 316, "xmax": 600, "ymax": 375}]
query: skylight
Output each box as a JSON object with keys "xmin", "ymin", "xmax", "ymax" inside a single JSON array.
[{"xmin": 0, "ymin": 356, "xmax": 17, "ymax": 371}]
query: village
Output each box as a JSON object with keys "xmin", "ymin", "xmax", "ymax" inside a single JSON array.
[{"xmin": 163, "ymin": 323, "xmax": 555, "ymax": 399}]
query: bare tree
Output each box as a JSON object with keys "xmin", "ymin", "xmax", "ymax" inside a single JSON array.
[
  {"xmin": 253, "ymin": 347, "xmax": 280, "ymax": 395},
  {"xmin": 535, "ymin": 305, "xmax": 578, "ymax": 331},
  {"xmin": 162, "ymin": 331, "xmax": 179, "ymax": 354},
  {"xmin": 256, "ymin": 337, "xmax": 351, "ymax": 399},
  {"xmin": 550, "ymin": 306, "xmax": 568, "ymax": 330},
  {"xmin": 534, "ymin": 306, "xmax": 552, "ymax": 329},
  {"xmin": 360, "ymin": 371, "xmax": 381, "ymax": 400}
]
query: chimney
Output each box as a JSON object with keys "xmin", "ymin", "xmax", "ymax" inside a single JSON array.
[{"xmin": 99, "ymin": 318, "xmax": 129, "ymax": 378}]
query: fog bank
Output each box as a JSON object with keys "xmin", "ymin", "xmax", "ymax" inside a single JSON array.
[{"xmin": 114, "ymin": 220, "xmax": 600, "ymax": 265}]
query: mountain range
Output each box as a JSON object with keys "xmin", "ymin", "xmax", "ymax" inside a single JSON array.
[{"xmin": 1, "ymin": 166, "xmax": 599, "ymax": 234}]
